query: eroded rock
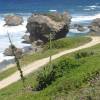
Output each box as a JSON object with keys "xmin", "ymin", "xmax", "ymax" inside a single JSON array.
[
  {"xmin": 26, "ymin": 12, "xmax": 71, "ymax": 43},
  {"xmin": 4, "ymin": 15, "xmax": 23, "ymax": 26}
]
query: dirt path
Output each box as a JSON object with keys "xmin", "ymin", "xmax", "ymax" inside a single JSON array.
[{"xmin": 0, "ymin": 36, "xmax": 100, "ymax": 90}]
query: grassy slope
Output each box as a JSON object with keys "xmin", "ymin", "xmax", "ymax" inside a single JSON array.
[
  {"xmin": 0, "ymin": 39, "xmax": 100, "ymax": 100},
  {"xmin": 0, "ymin": 36, "xmax": 91, "ymax": 80}
]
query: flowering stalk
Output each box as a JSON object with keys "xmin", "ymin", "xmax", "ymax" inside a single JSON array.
[{"xmin": 7, "ymin": 32, "xmax": 25, "ymax": 88}]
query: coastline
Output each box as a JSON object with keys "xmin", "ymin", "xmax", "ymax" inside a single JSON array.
[
  {"xmin": 0, "ymin": 63, "xmax": 15, "ymax": 73},
  {"xmin": 0, "ymin": 11, "xmax": 100, "ymax": 71},
  {"xmin": 0, "ymin": 59, "xmax": 15, "ymax": 72}
]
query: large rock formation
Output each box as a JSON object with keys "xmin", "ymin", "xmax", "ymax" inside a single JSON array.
[
  {"xmin": 89, "ymin": 18, "xmax": 100, "ymax": 33},
  {"xmin": 4, "ymin": 15, "xmax": 23, "ymax": 26},
  {"xmin": 26, "ymin": 12, "xmax": 71, "ymax": 43}
]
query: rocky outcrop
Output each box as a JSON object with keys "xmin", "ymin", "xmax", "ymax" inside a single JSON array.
[
  {"xmin": 4, "ymin": 15, "xmax": 23, "ymax": 26},
  {"xmin": 4, "ymin": 45, "xmax": 23, "ymax": 58},
  {"xmin": 89, "ymin": 18, "xmax": 100, "ymax": 33},
  {"xmin": 22, "ymin": 34, "xmax": 31, "ymax": 44},
  {"xmin": 71, "ymin": 24, "xmax": 87, "ymax": 32},
  {"xmin": 74, "ymin": 24, "xmax": 86, "ymax": 32},
  {"xmin": 34, "ymin": 40, "xmax": 44, "ymax": 46},
  {"xmin": 26, "ymin": 12, "xmax": 71, "ymax": 43}
]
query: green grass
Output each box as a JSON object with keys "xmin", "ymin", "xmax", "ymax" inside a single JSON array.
[
  {"xmin": 0, "ymin": 67, "xmax": 17, "ymax": 80},
  {"xmin": 0, "ymin": 36, "xmax": 91, "ymax": 80},
  {"xmin": 44, "ymin": 36, "xmax": 91, "ymax": 49},
  {"xmin": 0, "ymin": 41, "xmax": 100, "ymax": 100}
]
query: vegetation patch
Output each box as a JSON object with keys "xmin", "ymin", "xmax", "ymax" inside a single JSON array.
[
  {"xmin": 0, "ymin": 36, "xmax": 91, "ymax": 80},
  {"xmin": 35, "ymin": 58, "xmax": 80, "ymax": 91},
  {"xmin": 74, "ymin": 51, "xmax": 94, "ymax": 59},
  {"xmin": 44, "ymin": 36, "xmax": 91, "ymax": 50},
  {"xmin": 1, "ymin": 43, "xmax": 100, "ymax": 100}
]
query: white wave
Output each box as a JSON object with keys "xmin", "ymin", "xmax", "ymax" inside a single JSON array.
[
  {"xmin": 49, "ymin": 10, "xmax": 57, "ymax": 12},
  {"xmin": 69, "ymin": 27, "xmax": 90, "ymax": 34},
  {"xmin": 86, "ymin": 5, "xmax": 100, "ymax": 10},
  {"xmin": 83, "ymin": 8, "xmax": 91, "ymax": 11},
  {"xmin": 72, "ymin": 13, "xmax": 100, "ymax": 22},
  {"xmin": 69, "ymin": 29, "xmax": 81, "ymax": 33},
  {"xmin": 0, "ymin": 53, "xmax": 14, "ymax": 62},
  {"xmin": 0, "ymin": 15, "xmax": 32, "ymax": 62},
  {"xmin": 0, "ymin": 53, "xmax": 4, "ymax": 63},
  {"xmin": 88, "ymin": 5, "xmax": 97, "ymax": 8}
]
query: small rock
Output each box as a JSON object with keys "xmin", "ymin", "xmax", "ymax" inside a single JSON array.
[
  {"xmin": 35, "ymin": 40, "xmax": 44, "ymax": 46},
  {"xmin": 4, "ymin": 15, "xmax": 23, "ymax": 26},
  {"xmin": 22, "ymin": 34, "xmax": 31, "ymax": 44},
  {"xmin": 23, "ymin": 46, "xmax": 33, "ymax": 53},
  {"xmin": 4, "ymin": 45, "xmax": 23, "ymax": 58}
]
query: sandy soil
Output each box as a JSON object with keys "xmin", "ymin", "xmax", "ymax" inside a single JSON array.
[{"xmin": 0, "ymin": 36, "xmax": 100, "ymax": 90}]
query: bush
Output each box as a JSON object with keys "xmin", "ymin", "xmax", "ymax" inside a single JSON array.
[
  {"xmin": 35, "ymin": 66, "xmax": 56, "ymax": 91},
  {"xmin": 75, "ymin": 51, "xmax": 94, "ymax": 59},
  {"xmin": 35, "ymin": 58, "xmax": 80, "ymax": 91}
]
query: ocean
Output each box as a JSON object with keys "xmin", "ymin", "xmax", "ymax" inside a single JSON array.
[{"xmin": 0, "ymin": 0, "xmax": 100, "ymax": 69}]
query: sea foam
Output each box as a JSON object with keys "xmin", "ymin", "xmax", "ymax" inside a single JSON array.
[
  {"xmin": 72, "ymin": 13, "xmax": 100, "ymax": 22},
  {"xmin": 0, "ymin": 15, "xmax": 31, "ymax": 65}
]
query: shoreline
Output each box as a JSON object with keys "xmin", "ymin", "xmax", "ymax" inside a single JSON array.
[
  {"xmin": 0, "ymin": 47, "xmax": 36, "ymax": 73},
  {"xmin": 0, "ymin": 36, "xmax": 100, "ymax": 89},
  {"xmin": 0, "ymin": 59, "xmax": 15, "ymax": 72},
  {"xmin": 0, "ymin": 63, "xmax": 15, "ymax": 73},
  {"xmin": 0, "ymin": 12, "xmax": 99, "ymax": 72}
]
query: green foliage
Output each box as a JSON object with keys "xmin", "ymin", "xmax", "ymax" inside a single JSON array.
[
  {"xmin": 35, "ymin": 66, "xmax": 56, "ymax": 91},
  {"xmin": 35, "ymin": 58, "xmax": 80, "ymax": 91},
  {"xmin": 44, "ymin": 37, "xmax": 91, "ymax": 50},
  {"xmin": 75, "ymin": 51, "xmax": 94, "ymax": 59},
  {"xmin": 0, "ymin": 36, "xmax": 93, "ymax": 100},
  {"xmin": 0, "ymin": 36, "xmax": 91, "ymax": 80}
]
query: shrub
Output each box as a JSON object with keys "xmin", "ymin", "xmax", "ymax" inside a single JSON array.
[
  {"xmin": 35, "ymin": 58, "xmax": 80, "ymax": 91},
  {"xmin": 35, "ymin": 66, "xmax": 56, "ymax": 91},
  {"xmin": 75, "ymin": 51, "xmax": 94, "ymax": 59}
]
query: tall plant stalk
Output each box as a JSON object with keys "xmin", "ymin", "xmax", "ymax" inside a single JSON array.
[
  {"xmin": 49, "ymin": 33, "xmax": 52, "ymax": 67},
  {"xmin": 7, "ymin": 33, "xmax": 25, "ymax": 88}
]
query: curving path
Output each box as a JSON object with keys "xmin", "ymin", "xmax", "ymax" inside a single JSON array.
[{"xmin": 0, "ymin": 36, "xmax": 100, "ymax": 90}]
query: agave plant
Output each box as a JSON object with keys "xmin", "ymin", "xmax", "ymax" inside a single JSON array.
[{"xmin": 7, "ymin": 32, "xmax": 25, "ymax": 88}]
